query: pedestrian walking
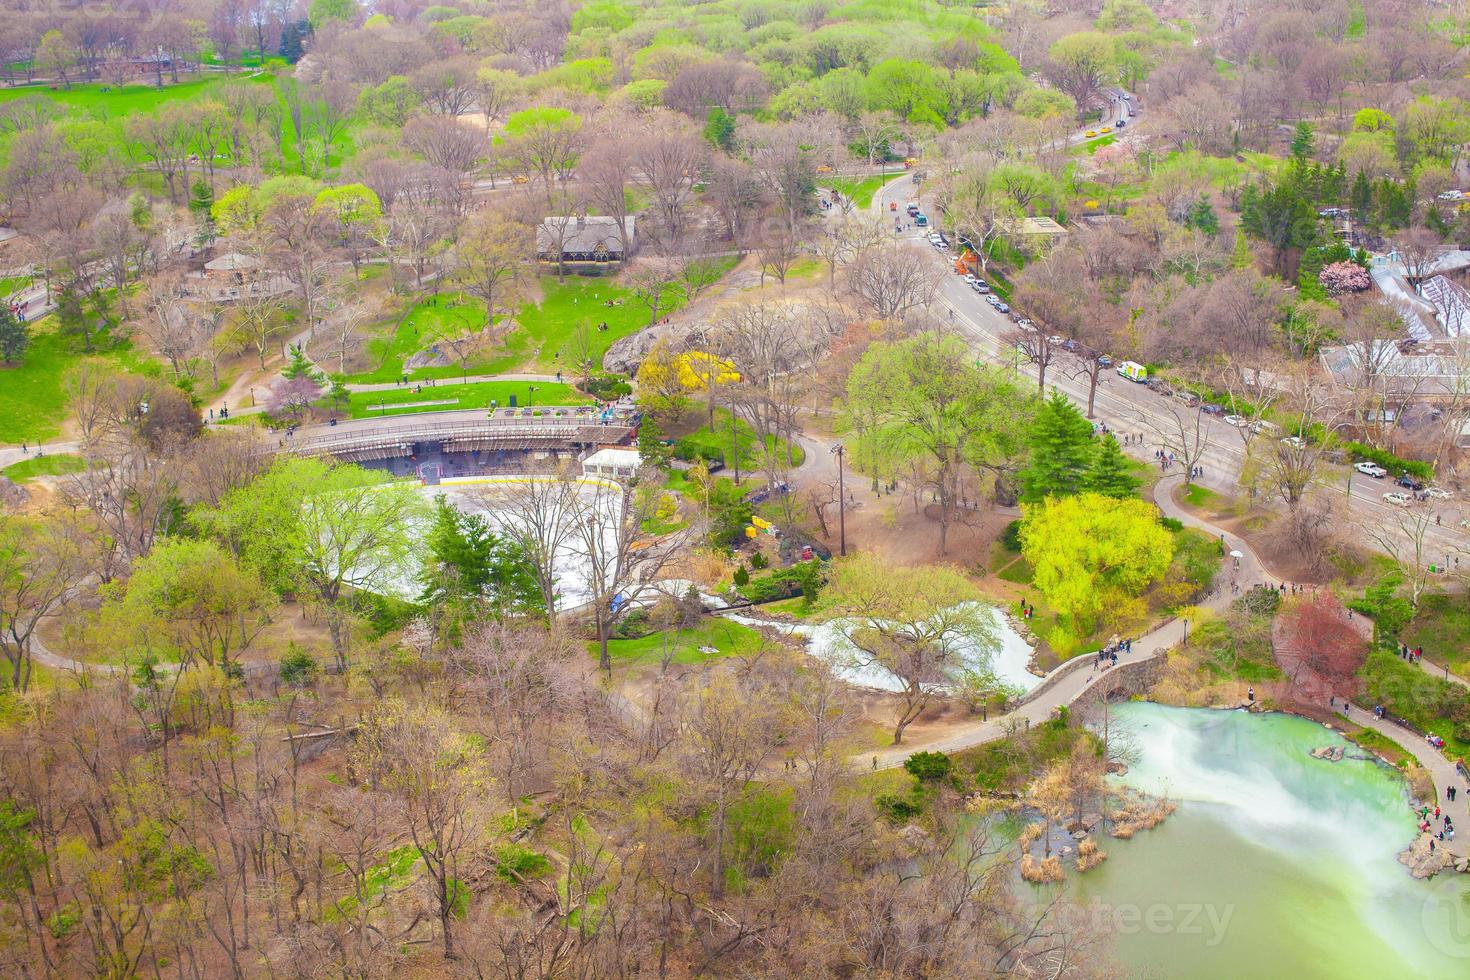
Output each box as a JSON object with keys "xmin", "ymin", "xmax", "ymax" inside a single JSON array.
[{"xmin": 1248, "ymin": 685, "xmax": 1255, "ymax": 703}]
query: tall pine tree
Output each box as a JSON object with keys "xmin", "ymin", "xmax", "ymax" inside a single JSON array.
[
  {"xmin": 1084, "ymin": 434, "xmax": 1141, "ymax": 498},
  {"xmin": 1020, "ymin": 391, "xmax": 1096, "ymax": 503}
]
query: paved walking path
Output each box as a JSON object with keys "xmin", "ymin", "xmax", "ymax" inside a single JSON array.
[
  {"xmin": 853, "ymin": 475, "xmax": 1267, "ymax": 771},
  {"xmin": 1337, "ymin": 699, "xmax": 1469, "ymax": 859}
]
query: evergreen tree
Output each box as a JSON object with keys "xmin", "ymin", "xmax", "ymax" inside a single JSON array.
[
  {"xmin": 638, "ymin": 416, "xmax": 672, "ymax": 469},
  {"xmin": 1084, "ymin": 434, "xmax": 1140, "ymax": 498},
  {"xmin": 0, "ymin": 309, "xmax": 27, "ymax": 364},
  {"xmin": 1020, "ymin": 391, "xmax": 1096, "ymax": 503},
  {"xmin": 1290, "ymin": 121, "xmax": 1315, "ymax": 161},
  {"xmin": 282, "ymin": 345, "xmax": 316, "ymax": 380},
  {"xmin": 703, "ymin": 106, "xmax": 735, "ymax": 152},
  {"xmin": 1349, "ymin": 169, "xmax": 1375, "ymax": 225},
  {"xmin": 419, "ymin": 496, "xmax": 540, "ymax": 620},
  {"xmin": 1186, "ymin": 196, "xmax": 1219, "ymax": 236}
]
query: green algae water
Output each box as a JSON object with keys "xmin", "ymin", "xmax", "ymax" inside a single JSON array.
[{"xmin": 1044, "ymin": 704, "xmax": 1470, "ymax": 977}]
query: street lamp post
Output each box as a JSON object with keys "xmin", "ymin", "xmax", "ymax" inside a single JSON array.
[
  {"xmin": 830, "ymin": 443, "xmax": 847, "ymax": 557},
  {"xmin": 528, "ymin": 385, "xmax": 539, "ymax": 406}
]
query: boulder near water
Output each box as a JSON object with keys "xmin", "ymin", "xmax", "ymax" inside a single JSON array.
[{"xmin": 1398, "ymin": 834, "xmax": 1457, "ymax": 879}]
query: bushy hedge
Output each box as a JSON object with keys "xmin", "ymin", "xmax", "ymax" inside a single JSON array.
[{"xmin": 1345, "ymin": 442, "xmax": 1433, "ymax": 481}]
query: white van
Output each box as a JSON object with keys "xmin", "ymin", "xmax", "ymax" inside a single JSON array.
[{"xmin": 1117, "ymin": 361, "xmax": 1147, "ymax": 383}]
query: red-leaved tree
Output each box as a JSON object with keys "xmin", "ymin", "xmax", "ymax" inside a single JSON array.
[{"xmin": 1273, "ymin": 592, "xmax": 1368, "ymax": 702}]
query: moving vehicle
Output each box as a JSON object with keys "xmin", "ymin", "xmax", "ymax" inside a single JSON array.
[
  {"xmin": 905, "ymin": 202, "xmax": 920, "ymax": 215},
  {"xmin": 1395, "ymin": 475, "xmax": 1426, "ymax": 492},
  {"xmin": 1355, "ymin": 462, "xmax": 1388, "ymax": 478},
  {"xmin": 1100, "ymin": 126, "xmax": 1112, "ymax": 134},
  {"xmin": 1425, "ymin": 486, "xmax": 1452, "ymax": 500},
  {"xmin": 1097, "ymin": 354, "xmax": 1113, "ymax": 367},
  {"xmin": 1116, "ymin": 361, "xmax": 1147, "ymax": 383},
  {"xmin": 914, "ymin": 213, "xmax": 929, "ymax": 227},
  {"xmin": 1086, "ymin": 130, "xmax": 1098, "ymax": 137},
  {"xmin": 1382, "ymin": 492, "xmax": 1412, "ymax": 507}
]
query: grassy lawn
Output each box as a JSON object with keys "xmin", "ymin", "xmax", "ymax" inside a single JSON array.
[
  {"xmin": 825, "ymin": 173, "xmax": 889, "ymax": 209},
  {"xmin": 1181, "ymin": 482, "xmax": 1221, "ymax": 508},
  {"xmin": 596, "ymin": 617, "xmax": 767, "ymax": 665},
  {"xmin": 0, "ymin": 71, "xmax": 354, "ymax": 176},
  {"xmin": 1401, "ymin": 593, "xmax": 1470, "ymax": 678},
  {"xmin": 340, "ymin": 292, "xmax": 522, "ymax": 384},
  {"xmin": 341, "ymin": 380, "xmax": 592, "ymax": 419},
  {"xmin": 0, "ymin": 327, "xmax": 156, "ymax": 443},
  {"xmin": 1, "ymin": 453, "xmax": 85, "ymax": 481},
  {"xmin": 0, "ymin": 275, "xmax": 32, "ymax": 298},
  {"xmin": 1358, "ymin": 649, "xmax": 1470, "ymax": 759},
  {"xmin": 340, "ymin": 264, "xmax": 737, "ymax": 384},
  {"xmin": 671, "ymin": 408, "xmax": 805, "ymax": 472}
]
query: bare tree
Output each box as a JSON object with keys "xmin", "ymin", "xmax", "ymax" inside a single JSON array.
[
  {"xmin": 626, "ymin": 257, "xmax": 682, "ymax": 327},
  {"xmin": 844, "ymin": 243, "xmax": 939, "ymax": 319},
  {"xmin": 1140, "ymin": 400, "xmax": 1213, "ymax": 487},
  {"xmin": 571, "ymin": 478, "xmax": 701, "ymax": 671},
  {"xmin": 0, "ymin": 514, "xmax": 88, "ymax": 690},
  {"xmin": 480, "ymin": 472, "xmax": 584, "ymax": 625}
]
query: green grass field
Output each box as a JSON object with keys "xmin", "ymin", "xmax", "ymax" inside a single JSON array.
[
  {"xmin": 595, "ymin": 617, "xmax": 766, "ymax": 665},
  {"xmin": 341, "ymin": 265, "xmax": 736, "ymax": 384},
  {"xmin": 342, "ymin": 380, "xmax": 592, "ymax": 419},
  {"xmin": 0, "ymin": 326, "xmax": 156, "ymax": 443},
  {"xmin": 0, "ymin": 70, "xmax": 353, "ymax": 176},
  {"xmin": 671, "ymin": 408, "xmax": 806, "ymax": 472},
  {"xmin": 825, "ymin": 173, "xmax": 890, "ymax": 209},
  {"xmin": 1, "ymin": 453, "xmax": 85, "ymax": 481}
]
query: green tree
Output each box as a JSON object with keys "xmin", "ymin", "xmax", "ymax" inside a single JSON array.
[
  {"xmin": 1020, "ymin": 391, "xmax": 1096, "ymax": 503},
  {"xmin": 101, "ymin": 537, "xmax": 275, "ymax": 672},
  {"xmin": 1047, "ymin": 33, "xmax": 1116, "ymax": 115},
  {"xmin": 309, "ymin": 0, "xmax": 357, "ymax": 29},
  {"xmin": 197, "ymin": 458, "xmax": 429, "ymax": 666},
  {"xmin": 282, "ymin": 345, "xmax": 316, "ymax": 380},
  {"xmin": 419, "ymin": 495, "xmax": 539, "ymax": 626},
  {"xmin": 358, "ymin": 75, "xmax": 421, "ymax": 127},
  {"xmin": 821, "ymin": 554, "xmax": 999, "ymax": 744},
  {"xmin": 1186, "ymin": 196, "xmax": 1219, "ymax": 236},
  {"xmin": 1019, "ymin": 493, "xmax": 1173, "ymax": 632},
  {"xmin": 844, "ymin": 333, "xmax": 1027, "ymax": 554},
  {"xmin": 0, "ymin": 310, "xmax": 27, "ymax": 364},
  {"xmin": 1290, "ymin": 121, "xmax": 1316, "ymax": 161},
  {"xmin": 704, "ymin": 106, "xmax": 735, "ymax": 151},
  {"xmin": 1084, "ymin": 434, "xmax": 1140, "ymax": 498}
]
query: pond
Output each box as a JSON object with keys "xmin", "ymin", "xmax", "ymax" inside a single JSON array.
[{"xmin": 1040, "ymin": 703, "xmax": 1470, "ymax": 977}]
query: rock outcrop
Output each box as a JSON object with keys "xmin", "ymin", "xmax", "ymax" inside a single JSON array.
[
  {"xmin": 1399, "ymin": 834, "xmax": 1457, "ymax": 879},
  {"xmin": 1309, "ymin": 746, "xmax": 1345, "ymax": 762}
]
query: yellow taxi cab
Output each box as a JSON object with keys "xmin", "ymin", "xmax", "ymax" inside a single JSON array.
[
  {"xmin": 1085, "ymin": 130, "xmax": 1097, "ymax": 137},
  {"xmin": 1100, "ymin": 126, "xmax": 1112, "ymax": 134},
  {"xmin": 511, "ymin": 174, "xmax": 529, "ymax": 184},
  {"xmin": 816, "ymin": 164, "xmax": 833, "ymax": 174}
]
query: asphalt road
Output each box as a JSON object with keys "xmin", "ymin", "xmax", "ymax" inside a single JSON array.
[{"xmin": 873, "ymin": 174, "xmax": 1470, "ymax": 562}]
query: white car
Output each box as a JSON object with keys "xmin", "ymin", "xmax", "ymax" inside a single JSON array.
[
  {"xmin": 1282, "ymin": 436, "xmax": 1306, "ymax": 450},
  {"xmin": 973, "ymin": 281, "xmax": 990, "ymax": 293},
  {"xmin": 1250, "ymin": 420, "xmax": 1279, "ymax": 435},
  {"xmin": 1222, "ymin": 414, "xmax": 1245, "ymax": 427},
  {"xmin": 996, "ymin": 302, "xmax": 1011, "ymax": 314},
  {"xmin": 1355, "ymin": 462, "xmax": 1388, "ymax": 478},
  {"xmin": 1425, "ymin": 486, "xmax": 1452, "ymax": 500},
  {"xmin": 1382, "ymin": 491, "xmax": 1412, "ymax": 507},
  {"xmin": 963, "ymin": 274, "xmax": 977, "ymax": 284},
  {"xmin": 985, "ymin": 294, "xmax": 1001, "ymax": 307}
]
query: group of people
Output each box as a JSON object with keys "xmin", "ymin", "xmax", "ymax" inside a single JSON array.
[
  {"xmin": 1426, "ymin": 732, "xmax": 1449, "ymax": 750},
  {"xmin": 1419, "ymin": 804, "xmax": 1454, "ymax": 843},
  {"xmin": 7, "ymin": 298, "xmax": 28, "ymax": 322},
  {"xmin": 1093, "ymin": 638, "xmax": 1133, "ymax": 671},
  {"xmin": 1018, "ymin": 599, "xmax": 1035, "ymax": 620},
  {"xmin": 1399, "ymin": 644, "xmax": 1426, "ymax": 665}
]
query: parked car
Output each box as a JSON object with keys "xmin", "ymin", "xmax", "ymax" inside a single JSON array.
[
  {"xmin": 1355, "ymin": 462, "xmax": 1388, "ymax": 478},
  {"xmin": 1425, "ymin": 486, "xmax": 1452, "ymax": 500},
  {"xmin": 1061, "ymin": 339, "xmax": 1079, "ymax": 352},
  {"xmin": 1223, "ymin": 414, "xmax": 1245, "ymax": 427},
  {"xmin": 1282, "ymin": 436, "xmax": 1306, "ymax": 450},
  {"xmin": 1086, "ymin": 130, "xmax": 1098, "ymax": 137},
  {"xmin": 1097, "ymin": 354, "xmax": 1113, "ymax": 367},
  {"xmin": 973, "ymin": 282, "xmax": 990, "ymax": 293},
  {"xmin": 995, "ymin": 302, "xmax": 1011, "ymax": 314},
  {"xmin": 985, "ymin": 295, "xmax": 1001, "ymax": 307},
  {"xmin": 1383, "ymin": 491, "xmax": 1413, "ymax": 507},
  {"xmin": 1395, "ymin": 475, "xmax": 1426, "ymax": 492},
  {"xmin": 1201, "ymin": 403, "xmax": 1224, "ymax": 416},
  {"xmin": 1249, "ymin": 420, "xmax": 1279, "ymax": 435}
]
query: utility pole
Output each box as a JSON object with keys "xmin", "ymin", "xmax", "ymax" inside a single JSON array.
[{"xmin": 831, "ymin": 443, "xmax": 847, "ymax": 556}]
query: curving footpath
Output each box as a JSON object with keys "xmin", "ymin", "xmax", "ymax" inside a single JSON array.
[{"xmin": 855, "ymin": 475, "xmax": 1262, "ymax": 771}]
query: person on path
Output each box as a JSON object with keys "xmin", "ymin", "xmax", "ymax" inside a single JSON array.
[{"xmin": 1248, "ymin": 686, "xmax": 1255, "ymax": 703}]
